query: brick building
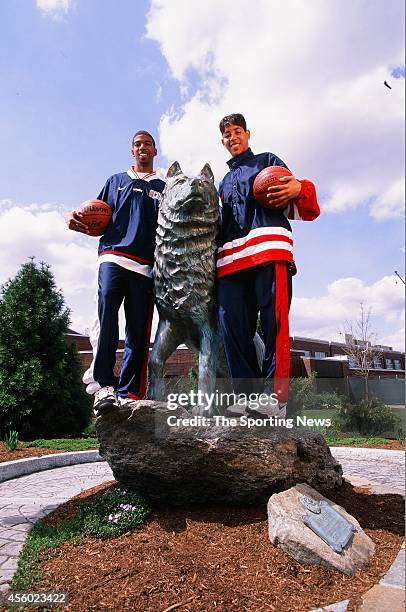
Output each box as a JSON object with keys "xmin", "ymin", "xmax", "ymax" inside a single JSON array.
[
  {"xmin": 67, "ymin": 328, "xmax": 404, "ymax": 382},
  {"xmin": 66, "ymin": 329, "xmax": 196, "ymax": 378},
  {"xmin": 290, "ymin": 335, "xmax": 405, "ymax": 378}
]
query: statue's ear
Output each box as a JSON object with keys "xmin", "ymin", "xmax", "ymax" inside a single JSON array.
[
  {"xmin": 167, "ymin": 161, "xmax": 183, "ymax": 178},
  {"xmin": 200, "ymin": 163, "xmax": 214, "ymax": 182}
]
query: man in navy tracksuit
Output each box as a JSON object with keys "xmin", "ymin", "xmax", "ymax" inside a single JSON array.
[
  {"xmin": 216, "ymin": 114, "xmax": 320, "ymax": 416},
  {"xmin": 67, "ymin": 131, "xmax": 165, "ymax": 415}
]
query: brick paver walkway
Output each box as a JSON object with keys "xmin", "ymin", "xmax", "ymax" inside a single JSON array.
[
  {"xmin": 0, "ymin": 462, "xmax": 113, "ymax": 591},
  {"xmin": 330, "ymin": 447, "xmax": 405, "ymax": 495}
]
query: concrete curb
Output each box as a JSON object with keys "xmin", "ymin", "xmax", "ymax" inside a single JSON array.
[{"xmin": 0, "ymin": 450, "xmax": 103, "ymax": 483}]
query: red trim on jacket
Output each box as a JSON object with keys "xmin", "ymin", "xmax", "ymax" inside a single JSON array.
[
  {"xmin": 288, "ymin": 180, "xmax": 320, "ymax": 221},
  {"xmin": 274, "ymin": 262, "xmax": 290, "ymax": 403},
  {"xmin": 217, "ymin": 249, "xmax": 293, "ymax": 278},
  {"xmin": 98, "ymin": 250, "xmax": 153, "ymax": 266},
  {"xmin": 217, "ymin": 233, "xmax": 293, "ymax": 260}
]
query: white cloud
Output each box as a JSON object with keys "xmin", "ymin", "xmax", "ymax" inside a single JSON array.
[
  {"xmin": 0, "ymin": 201, "xmax": 160, "ymax": 339},
  {"xmin": 322, "ymin": 183, "xmax": 375, "ymax": 214},
  {"xmin": 0, "ymin": 202, "xmax": 98, "ymax": 333},
  {"xmin": 35, "ymin": 0, "xmax": 73, "ymax": 17},
  {"xmin": 146, "ymin": 0, "xmax": 405, "ymax": 220},
  {"xmin": 325, "ymin": 176, "xmax": 405, "ymax": 217},
  {"xmin": 370, "ymin": 179, "xmax": 405, "ymax": 220},
  {"xmin": 291, "ymin": 276, "xmax": 405, "ymax": 350}
]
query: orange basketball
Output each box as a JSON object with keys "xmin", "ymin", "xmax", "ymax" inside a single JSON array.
[
  {"xmin": 253, "ymin": 165, "xmax": 292, "ymax": 208},
  {"xmin": 78, "ymin": 199, "xmax": 112, "ymax": 236}
]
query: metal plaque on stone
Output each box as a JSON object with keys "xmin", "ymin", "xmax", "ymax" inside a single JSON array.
[{"xmin": 300, "ymin": 495, "xmax": 356, "ymax": 554}]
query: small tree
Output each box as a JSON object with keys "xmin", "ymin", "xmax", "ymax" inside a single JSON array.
[
  {"xmin": 341, "ymin": 303, "xmax": 382, "ymax": 400},
  {"xmin": 0, "ymin": 259, "xmax": 91, "ymax": 438}
]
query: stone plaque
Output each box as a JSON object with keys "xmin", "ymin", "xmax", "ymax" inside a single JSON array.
[{"xmin": 301, "ymin": 495, "xmax": 356, "ymax": 554}]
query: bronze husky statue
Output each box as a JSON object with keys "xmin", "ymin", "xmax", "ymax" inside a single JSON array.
[{"xmin": 147, "ymin": 162, "xmax": 220, "ymax": 411}]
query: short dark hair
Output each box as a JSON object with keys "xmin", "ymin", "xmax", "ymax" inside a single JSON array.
[
  {"xmin": 219, "ymin": 113, "xmax": 247, "ymax": 134},
  {"xmin": 132, "ymin": 130, "xmax": 156, "ymax": 148}
]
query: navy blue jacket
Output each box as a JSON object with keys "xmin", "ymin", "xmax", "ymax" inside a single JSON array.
[
  {"xmin": 217, "ymin": 148, "xmax": 319, "ymax": 278},
  {"xmin": 97, "ymin": 169, "xmax": 165, "ymax": 266}
]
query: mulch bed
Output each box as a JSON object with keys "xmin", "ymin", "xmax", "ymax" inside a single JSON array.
[
  {"xmin": 28, "ymin": 480, "xmax": 404, "ymax": 612},
  {"xmin": 332, "ymin": 440, "xmax": 405, "ymax": 451},
  {"xmin": 0, "ymin": 442, "xmax": 66, "ymax": 463}
]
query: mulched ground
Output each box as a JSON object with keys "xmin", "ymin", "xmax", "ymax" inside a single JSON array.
[
  {"xmin": 28, "ymin": 480, "xmax": 404, "ymax": 612},
  {"xmin": 331, "ymin": 440, "xmax": 405, "ymax": 451},
  {"xmin": 0, "ymin": 442, "xmax": 66, "ymax": 463}
]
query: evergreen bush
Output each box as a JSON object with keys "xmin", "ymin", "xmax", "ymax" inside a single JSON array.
[
  {"xmin": 0, "ymin": 259, "xmax": 91, "ymax": 437},
  {"xmin": 337, "ymin": 397, "xmax": 399, "ymax": 435}
]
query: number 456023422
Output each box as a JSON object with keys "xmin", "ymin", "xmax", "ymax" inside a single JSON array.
[{"xmin": 3, "ymin": 592, "xmax": 68, "ymax": 606}]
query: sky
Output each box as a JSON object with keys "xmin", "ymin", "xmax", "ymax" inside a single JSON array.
[{"xmin": 0, "ymin": 0, "xmax": 404, "ymax": 350}]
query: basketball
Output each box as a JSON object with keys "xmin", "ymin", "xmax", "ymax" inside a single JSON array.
[
  {"xmin": 78, "ymin": 199, "xmax": 112, "ymax": 236},
  {"xmin": 253, "ymin": 165, "xmax": 293, "ymax": 208}
]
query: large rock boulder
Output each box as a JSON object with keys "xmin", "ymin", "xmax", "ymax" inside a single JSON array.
[
  {"xmin": 268, "ymin": 483, "xmax": 375, "ymax": 575},
  {"xmin": 96, "ymin": 401, "xmax": 342, "ymax": 506}
]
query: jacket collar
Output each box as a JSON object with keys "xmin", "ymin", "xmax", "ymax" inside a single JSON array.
[
  {"xmin": 127, "ymin": 167, "xmax": 156, "ymax": 180},
  {"xmin": 227, "ymin": 147, "xmax": 254, "ymax": 169}
]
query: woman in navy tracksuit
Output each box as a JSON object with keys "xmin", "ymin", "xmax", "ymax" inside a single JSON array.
[{"xmin": 217, "ymin": 114, "xmax": 320, "ymax": 415}]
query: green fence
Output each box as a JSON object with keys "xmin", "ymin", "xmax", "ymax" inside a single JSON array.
[{"xmin": 347, "ymin": 377, "xmax": 405, "ymax": 405}]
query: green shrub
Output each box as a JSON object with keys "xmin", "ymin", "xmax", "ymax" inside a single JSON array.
[
  {"xmin": 4, "ymin": 429, "xmax": 19, "ymax": 451},
  {"xmin": 82, "ymin": 418, "xmax": 97, "ymax": 438},
  {"xmin": 337, "ymin": 397, "xmax": 399, "ymax": 436},
  {"xmin": 0, "ymin": 260, "xmax": 91, "ymax": 438},
  {"xmin": 287, "ymin": 374, "xmax": 343, "ymax": 418},
  {"xmin": 77, "ymin": 487, "xmax": 149, "ymax": 538}
]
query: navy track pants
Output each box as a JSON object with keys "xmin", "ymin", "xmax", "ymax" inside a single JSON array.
[
  {"xmin": 93, "ymin": 262, "xmax": 153, "ymax": 398},
  {"xmin": 217, "ymin": 262, "xmax": 292, "ymax": 395}
]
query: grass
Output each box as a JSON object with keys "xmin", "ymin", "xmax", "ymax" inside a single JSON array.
[
  {"xmin": 303, "ymin": 407, "xmax": 405, "ymax": 439},
  {"xmin": 303, "ymin": 408, "xmax": 337, "ymax": 421},
  {"xmin": 24, "ymin": 438, "xmax": 99, "ymax": 451},
  {"xmin": 11, "ymin": 486, "xmax": 150, "ymax": 592},
  {"xmin": 325, "ymin": 434, "xmax": 404, "ymax": 447},
  {"xmin": 3, "ymin": 429, "xmax": 19, "ymax": 451},
  {"xmin": 302, "ymin": 404, "xmax": 404, "ymax": 446}
]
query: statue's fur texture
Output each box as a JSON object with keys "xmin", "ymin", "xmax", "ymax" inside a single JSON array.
[{"xmin": 147, "ymin": 162, "xmax": 220, "ymax": 410}]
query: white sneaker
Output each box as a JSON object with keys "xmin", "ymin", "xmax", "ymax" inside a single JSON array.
[
  {"xmin": 86, "ymin": 381, "xmax": 101, "ymax": 396},
  {"xmin": 117, "ymin": 396, "xmax": 137, "ymax": 408},
  {"xmin": 248, "ymin": 395, "xmax": 277, "ymax": 417},
  {"xmin": 247, "ymin": 396, "xmax": 287, "ymax": 418},
  {"xmin": 93, "ymin": 386, "xmax": 117, "ymax": 416}
]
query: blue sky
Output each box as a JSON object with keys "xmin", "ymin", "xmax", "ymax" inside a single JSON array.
[
  {"xmin": 0, "ymin": 0, "xmax": 169, "ymax": 206},
  {"xmin": 0, "ymin": 0, "xmax": 404, "ymax": 349}
]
